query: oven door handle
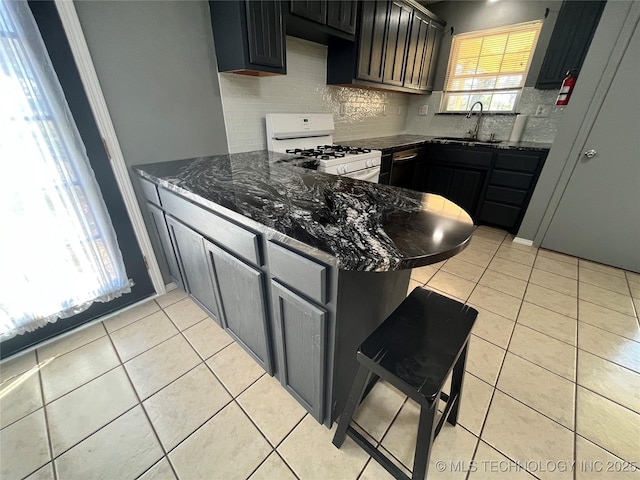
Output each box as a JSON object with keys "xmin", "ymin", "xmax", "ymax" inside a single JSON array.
[
  {"xmin": 350, "ymin": 168, "xmax": 380, "ymax": 182},
  {"xmin": 393, "ymin": 154, "xmax": 418, "ymax": 163}
]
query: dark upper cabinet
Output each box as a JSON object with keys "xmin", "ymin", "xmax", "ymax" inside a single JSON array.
[
  {"xmin": 536, "ymin": 0, "xmax": 606, "ymax": 89},
  {"xmin": 382, "ymin": 2, "xmax": 412, "ymax": 86},
  {"xmin": 328, "ymin": 0, "xmax": 444, "ymax": 94},
  {"xmin": 209, "ymin": 0, "xmax": 286, "ymax": 76},
  {"xmin": 286, "ymin": 1, "xmax": 358, "ymax": 43},
  {"xmin": 421, "ymin": 21, "xmax": 443, "ymax": 92},
  {"xmin": 290, "ymin": 0, "xmax": 327, "ymax": 24},
  {"xmin": 403, "ymin": 10, "xmax": 429, "ymax": 90},
  {"xmin": 357, "ymin": 0, "xmax": 389, "ymax": 83},
  {"xmin": 327, "ymin": 1, "xmax": 358, "ymax": 35}
]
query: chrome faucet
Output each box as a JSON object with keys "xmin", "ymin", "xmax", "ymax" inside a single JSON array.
[{"xmin": 466, "ymin": 101, "xmax": 484, "ymax": 140}]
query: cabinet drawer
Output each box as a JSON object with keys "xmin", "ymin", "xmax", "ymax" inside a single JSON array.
[
  {"xmin": 494, "ymin": 152, "xmax": 541, "ymax": 173},
  {"xmin": 479, "ymin": 201, "xmax": 521, "ymax": 228},
  {"xmin": 267, "ymin": 241, "xmax": 327, "ymax": 304},
  {"xmin": 428, "ymin": 146, "xmax": 493, "ymax": 169},
  {"xmin": 485, "ymin": 186, "xmax": 528, "ymax": 206},
  {"xmin": 159, "ymin": 188, "xmax": 261, "ymax": 265},
  {"xmin": 489, "ymin": 170, "xmax": 534, "ymax": 190},
  {"xmin": 139, "ymin": 177, "xmax": 161, "ymax": 206}
]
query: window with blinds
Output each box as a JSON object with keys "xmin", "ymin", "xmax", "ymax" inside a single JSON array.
[{"xmin": 442, "ymin": 21, "xmax": 543, "ymax": 113}]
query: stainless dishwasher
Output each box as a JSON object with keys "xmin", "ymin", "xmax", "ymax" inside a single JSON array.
[{"xmin": 389, "ymin": 147, "xmax": 420, "ymax": 189}]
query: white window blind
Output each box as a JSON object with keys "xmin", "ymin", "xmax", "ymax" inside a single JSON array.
[{"xmin": 442, "ymin": 21, "xmax": 543, "ymax": 112}]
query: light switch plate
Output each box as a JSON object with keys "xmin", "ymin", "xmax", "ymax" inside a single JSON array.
[
  {"xmin": 535, "ymin": 104, "xmax": 551, "ymax": 117},
  {"xmin": 397, "ymin": 105, "xmax": 403, "ymax": 116},
  {"xmin": 382, "ymin": 104, "xmax": 387, "ymax": 116},
  {"xmin": 418, "ymin": 105, "xmax": 429, "ymax": 116},
  {"xmin": 339, "ymin": 102, "xmax": 346, "ymax": 116}
]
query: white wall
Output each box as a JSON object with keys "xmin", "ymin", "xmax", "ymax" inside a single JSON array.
[
  {"xmin": 75, "ymin": 0, "xmax": 229, "ymax": 166},
  {"xmin": 218, "ymin": 37, "xmax": 410, "ymax": 152}
]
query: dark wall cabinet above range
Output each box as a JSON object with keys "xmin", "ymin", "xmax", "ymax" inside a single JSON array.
[
  {"xmin": 287, "ymin": 0, "xmax": 358, "ymax": 43},
  {"xmin": 327, "ymin": 0, "xmax": 445, "ymax": 94},
  {"xmin": 209, "ymin": 0, "xmax": 286, "ymax": 76},
  {"xmin": 536, "ymin": 0, "xmax": 606, "ymax": 89}
]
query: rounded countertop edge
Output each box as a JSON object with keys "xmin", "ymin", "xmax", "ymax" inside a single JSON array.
[{"xmin": 134, "ymin": 158, "xmax": 475, "ymax": 273}]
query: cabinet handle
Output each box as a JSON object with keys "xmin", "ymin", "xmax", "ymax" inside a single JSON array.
[{"xmin": 584, "ymin": 149, "xmax": 597, "ymax": 158}]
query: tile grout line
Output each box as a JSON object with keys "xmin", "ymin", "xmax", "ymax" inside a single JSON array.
[
  {"xmin": 465, "ymin": 234, "xmax": 541, "ymax": 480},
  {"xmin": 102, "ymin": 331, "xmax": 182, "ymax": 480},
  {"xmin": 34, "ymin": 348, "xmax": 58, "ymax": 480}
]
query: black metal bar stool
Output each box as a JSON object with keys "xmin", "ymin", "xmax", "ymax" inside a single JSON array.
[{"xmin": 332, "ymin": 287, "xmax": 478, "ymax": 480}]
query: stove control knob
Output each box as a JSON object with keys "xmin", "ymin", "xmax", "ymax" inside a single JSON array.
[{"xmin": 337, "ymin": 165, "xmax": 346, "ymax": 174}]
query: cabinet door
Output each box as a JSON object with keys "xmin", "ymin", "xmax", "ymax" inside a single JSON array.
[
  {"xmin": 424, "ymin": 164, "xmax": 454, "ymax": 197},
  {"xmin": 420, "ymin": 21, "xmax": 443, "ymax": 91},
  {"xmin": 403, "ymin": 11, "xmax": 429, "ymax": 89},
  {"xmin": 536, "ymin": 1, "xmax": 606, "ymax": 88},
  {"xmin": 357, "ymin": 0, "xmax": 388, "ymax": 83},
  {"xmin": 206, "ymin": 240, "xmax": 272, "ymax": 374},
  {"xmin": 425, "ymin": 165, "xmax": 485, "ymax": 217},
  {"xmin": 448, "ymin": 168, "xmax": 485, "ymax": 217},
  {"xmin": 166, "ymin": 217, "xmax": 221, "ymax": 324},
  {"xmin": 146, "ymin": 203, "xmax": 183, "ymax": 289},
  {"xmin": 271, "ymin": 281, "xmax": 327, "ymax": 422},
  {"xmin": 290, "ymin": 0, "xmax": 327, "ymax": 24},
  {"xmin": 382, "ymin": 1, "xmax": 412, "ymax": 86},
  {"xmin": 327, "ymin": 0, "xmax": 358, "ymax": 34},
  {"xmin": 245, "ymin": 0, "xmax": 286, "ymax": 69}
]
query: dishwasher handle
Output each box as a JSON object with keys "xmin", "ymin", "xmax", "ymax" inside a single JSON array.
[{"xmin": 393, "ymin": 153, "xmax": 418, "ymax": 163}]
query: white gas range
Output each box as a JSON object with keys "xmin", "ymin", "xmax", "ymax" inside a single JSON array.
[{"xmin": 265, "ymin": 113, "xmax": 382, "ymax": 183}]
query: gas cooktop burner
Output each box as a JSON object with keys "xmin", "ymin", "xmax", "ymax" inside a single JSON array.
[{"xmin": 285, "ymin": 145, "xmax": 372, "ymax": 160}]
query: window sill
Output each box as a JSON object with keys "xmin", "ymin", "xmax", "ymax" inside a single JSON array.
[{"xmin": 435, "ymin": 112, "xmax": 520, "ymax": 116}]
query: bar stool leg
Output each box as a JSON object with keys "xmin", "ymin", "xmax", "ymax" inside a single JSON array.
[
  {"xmin": 412, "ymin": 402, "xmax": 438, "ymax": 480},
  {"xmin": 447, "ymin": 342, "xmax": 468, "ymax": 426},
  {"xmin": 332, "ymin": 364, "xmax": 371, "ymax": 448}
]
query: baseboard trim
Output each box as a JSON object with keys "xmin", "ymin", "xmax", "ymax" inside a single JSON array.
[{"xmin": 512, "ymin": 237, "xmax": 534, "ymax": 246}]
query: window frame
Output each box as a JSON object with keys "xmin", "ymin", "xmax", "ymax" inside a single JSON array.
[{"xmin": 440, "ymin": 20, "xmax": 543, "ymax": 114}]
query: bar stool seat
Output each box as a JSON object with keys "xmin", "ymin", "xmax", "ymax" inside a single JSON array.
[{"xmin": 332, "ymin": 287, "xmax": 478, "ymax": 480}]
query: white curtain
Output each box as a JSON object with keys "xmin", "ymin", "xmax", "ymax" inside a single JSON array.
[{"xmin": 0, "ymin": 0, "xmax": 131, "ymax": 341}]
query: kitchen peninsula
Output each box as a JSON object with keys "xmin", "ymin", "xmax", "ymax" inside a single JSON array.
[{"xmin": 135, "ymin": 150, "xmax": 473, "ymax": 426}]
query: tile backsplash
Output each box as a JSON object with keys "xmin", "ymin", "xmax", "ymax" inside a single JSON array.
[
  {"xmin": 404, "ymin": 88, "xmax": 564, "ymax": 144},
  {"xmin": 218, "ymin": 36, "xmax": 563, "ymax": 152},
  {"xmin": 218, "ymin": 37, "xmax": 409, "ymax": 153}
]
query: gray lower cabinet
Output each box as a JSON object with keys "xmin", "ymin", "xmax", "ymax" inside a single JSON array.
[
  {"xmin": 205, "ymin": 239, "xmax": 273, "ymax": 375},
  {"xmin": 270, "ymin": 280, "xmax": 327, "ymax": 422},
  {"xmin": 146, "ymin": 202, "xmax": 183, "ymax": 288},
  {"xmin": 165, "ymin": 216, "xmax": 222, "ymax": 325}
]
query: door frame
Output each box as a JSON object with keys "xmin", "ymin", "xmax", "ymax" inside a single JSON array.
[
  {"xmin": 53, "ymin": 0, "xmax": 165, "ymax": 295},
  {"xmin": 532, "ymin": 2, "xmax": 640, "ymax": 246}
]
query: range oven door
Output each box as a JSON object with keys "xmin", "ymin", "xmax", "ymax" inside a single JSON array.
[{"xmin": 344, "ymin": 166, "xmax": 380, "ymax": 183}]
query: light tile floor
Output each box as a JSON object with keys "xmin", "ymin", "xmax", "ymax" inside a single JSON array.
[{"xmin": 1, "ymin": 226, "xmax": 639, "ymax": 480}]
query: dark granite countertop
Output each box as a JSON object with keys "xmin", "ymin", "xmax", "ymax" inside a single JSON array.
[
  {"xmin": 340, "ymin": 134, "xmax": 552, "ymax": 152},
  {"xmin": 135, "ymin": 151, "xmax": 474, "ymax": 272}
]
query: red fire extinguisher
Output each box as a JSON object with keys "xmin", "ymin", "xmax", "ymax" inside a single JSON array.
[{"xmin": 556, "ymin": 68, "xmax": 578, "ymax": 106}]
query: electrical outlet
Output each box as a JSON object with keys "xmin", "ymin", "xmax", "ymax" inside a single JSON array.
[
  {"xmin": 418, "ymin": 105, "xmax": 429, "ymax": 116},
  {"xmin": 382, "ymin": 104, "xmax": 387, "ymax": 116},
  {"xmin": 339, "ymin": 102, "xmax": 346, "ymax": 116},
  {"xmin": 535, "ymin": 104, "xmax": 551, "ymax": 117},
  {"xmin": 397, "ymin": 105, "xmax": 403, "ymax": 116}
]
